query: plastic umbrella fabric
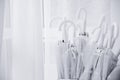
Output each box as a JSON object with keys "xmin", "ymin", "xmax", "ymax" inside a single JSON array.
[
  {"xmin": 101, "ymin": 23, "xmax": 119, "ymax": 80},
  {"xmin": 79, "ymin": 16, "xmax": 107, "ymax": 80},
  {"xmin": 75, "ymin": 8, "xmax": 88, "ymax": 79},
  {"xmin": 107, "ymin": 52, "xmax": 120, "ymax": 80}
]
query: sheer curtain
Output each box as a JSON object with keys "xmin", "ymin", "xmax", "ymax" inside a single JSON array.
[{"xmin": 0, "ymin": 0, "xmax": 44, "ymax": 80}]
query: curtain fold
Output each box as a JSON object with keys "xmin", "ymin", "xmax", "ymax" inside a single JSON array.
[
  {"xmin": 0, "ymin": 0, "xmax": 5, "ymax": 79},
  {"xmin": 0, "ymin": 0, "xmax": 5, "ymax": 55}
]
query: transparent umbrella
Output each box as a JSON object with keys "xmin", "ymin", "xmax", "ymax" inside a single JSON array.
[
  {"xmin": 57, "ymin": 19, "xmax": 78, "ymax": 80},
  {"xmin": 102, "ymin": 22, "xmax": 119, "ymax": 80},
  {"xmin": 79, "ymin": 16, "xmax": 107, "ymax": 80},
  {"xmin": 74, "ymin": 8, "xmax": 88, "ymax": 79}
]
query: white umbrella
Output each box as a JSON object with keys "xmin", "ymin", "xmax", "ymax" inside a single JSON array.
[
  {"xmin": 107, "ymin": 50, "xmax": 120, "ymax": 80},
  {"xmin": 75, "ymin": 8, "xmax": 88, "ymax": 79},
  {"xmin": 91, "ymin": 16, "xmax": 107, "ymax": 80},
  {"xmin": 79, "ymin": 16, "xmax": 107, "ymax": 80},
  {"xmin": 57, "ymin": 20, "xmax": 69, "ymax": 79},
  {"xmin": 107, "ymin": 66, "xmax": 120, "ymax": 80},
  {"xmin": 57, "ymin": 19, "xmax": 78, "ymax": 79},
  {"xmin": 102, "ymin": 23, "xmax": 119, "ymax": 80}
]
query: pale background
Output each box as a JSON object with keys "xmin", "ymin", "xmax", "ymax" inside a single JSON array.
[{"xmin": 0, "ymin": 0, "xmax": 120, "ymax": 80}]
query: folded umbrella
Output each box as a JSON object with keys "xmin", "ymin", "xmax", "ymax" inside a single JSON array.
[
  {"xmin": 63, "ymin": 46, "xmax": 78, "ymax": 79},
  {"xmin": 57, "ymin": 19, "xmax": 78, "ymax": 80},
  {"xmin": 79, "ymin": 16, "xmax": 107, "ymax": 80},
  {"xmin": 102, "ymin": 49, "xmax": 118, "ymax": 80},
  {"xmin": 107, "ymin": 53, "xmax": 120, "ymax": 80},
  {"xmin": 75, "ymin": 8, "xmax": 89, "ymax": 79},
  {"xmin": 107, "ymin": 66, "xmax": 120, "ymax": 80},
  {"xmin": 91, "ymin": 48, "xmax": 104, "ymax": 80},
  {"xmin": 57, "ymin": 41, "xmax": 69, "ymax": 79},
  {"xmin": 91, "ymin": 16, "xmax": 108, "ymax": 80},
  {"xmin": 74, "ymin": 35, "xmax": 88, "ymax": 79},
  {"xmin": 57, "ymin": 20, "xmax": 70, "ymax": 79},
  {"xmin": 102, "ymin": 22, "xmax": 119, "ymax": 80}
]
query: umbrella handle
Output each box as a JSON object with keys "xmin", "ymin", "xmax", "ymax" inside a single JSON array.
[
  {"xmin": 77, "ymin": 8, "xmax": 87, "ymax": 34},
  {"xmin": 110, "ymin": 23, "xmax": 119, "ymax": 49},
  {"xmin": 49, "ymin": 17, "xmax": 63, "ymax": 28},
  {"xmin": 107, "ymin": 22, "xmax": 119, "ymax": 49},
  {"xmin": 59, "ymin": 18, "xmax": 76, "ymax": 43},
  {"xmin": 66, "ymin": 21, "xmax": 76, "ymax": 44},
  {"xmin": 92, "ymin": 15, "xmax": 106, "ymax": 34},
  {"xmin": 92, "ymin": 16, "xmax": 107, "ymax": 48},
  {"xmin": 91, "ymin": 16, "xmax": 106, "ymax": 43},
  {"xmin": 59, "ymin": 18, "xmax": 69, "ymax": 42}
]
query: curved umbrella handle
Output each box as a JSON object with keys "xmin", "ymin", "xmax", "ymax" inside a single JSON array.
[
  {"xmin": 59, "ymin": 18, "xmax": 69, "ymax": 42},
  {"xmin": 91, "ymin": 16, "xmax": 106, "ymax": 43},
  {"xmin": 77, "ymin": 8, "xmax": 87, "ymax": 34},
  {"xmin": 49, "ymin": 17, "xmax": 63, "ymax": 28},
  {"xmin": 98, "ymin": 20, "xmax": 108, "ymax": 48},
  {"xmin": 92, "ymin": 16, "xmax": 107, "ymax": 48},
  {"xmin": 66, "ymin": 21, "xmax": 76, "ymax": 44},
  {"xmin": 92, "ymin": 16, "xmax": 106, "ymax": 34},
  {"xmin": 111, "ymin": 23, "xmax": 119, "ymax": 49},
  {"xmin": 59, "ymin": 19, "xmax": 76, "ymax": 43}
]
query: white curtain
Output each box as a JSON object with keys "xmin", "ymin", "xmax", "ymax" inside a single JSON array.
[{"xmin": 0, "ymin": 0, "xmax": 44, "ymax": 80}]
